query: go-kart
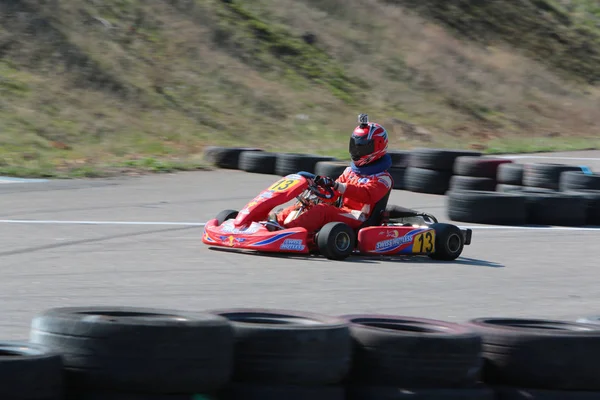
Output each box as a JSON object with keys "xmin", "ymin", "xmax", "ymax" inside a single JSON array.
[{"xmin": 202, "ymin": 171, "xmax": 472, "ymax": 261}]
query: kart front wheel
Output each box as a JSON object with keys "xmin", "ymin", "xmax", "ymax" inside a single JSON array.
[
  {"xmin": 317, "ymin": 222, "xmax": 356, "ymax": 260},
  {"xmin": 428, "ymin": 223, "xmax": 464, "ymax": 261},
  {"xmin": 215, "ymin": 209, "xmax": 239, "ymax": 226}
]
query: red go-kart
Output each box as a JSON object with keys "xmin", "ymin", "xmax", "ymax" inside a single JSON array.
[{"xmin": 202, "ymin": 171, "xmax": 472, "ymax": 260}]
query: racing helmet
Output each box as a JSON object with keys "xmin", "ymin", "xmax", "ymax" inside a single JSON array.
[{"xmin": 349, "ymin": 114, "xmax": 389, "ymax": 166}]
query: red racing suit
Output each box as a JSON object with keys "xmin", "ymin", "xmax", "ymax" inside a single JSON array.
[{"xmin": 275, "ymin": 167, "xmax": 394, "ymax": 233}]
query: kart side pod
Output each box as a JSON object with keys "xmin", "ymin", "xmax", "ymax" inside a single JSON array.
[{"xmin": 357, "ymin": 222, "xmax": 471, "ymax": 261}]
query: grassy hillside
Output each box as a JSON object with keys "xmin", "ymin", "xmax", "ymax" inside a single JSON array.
[{"xmin": 1, "ymin": 0, "xmax": 600, "ymax": 177}]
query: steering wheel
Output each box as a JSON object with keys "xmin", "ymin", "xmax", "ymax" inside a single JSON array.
[
  {"xmin": 296, "ymin": 171, "xmax": 336, "ymax": 200},
  {"xmin": 308, "ymin": 180, "xmax": 335, "ymax": 200}
]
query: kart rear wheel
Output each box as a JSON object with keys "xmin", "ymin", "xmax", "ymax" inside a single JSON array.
[
  {"xmin": 216, "ymin": 209, "xmax": 239, "ymax": 226},
  {"xmin": 428, "ymin": 223, "xmax": 464, "ymax": 261},
  {"xmin": 317, "ymin": 222, "xmax": 356, "ymax": 261}
]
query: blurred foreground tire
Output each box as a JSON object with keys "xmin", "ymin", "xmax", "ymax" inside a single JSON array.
[
  {"xmin": 465, "ymin": 318, "xmax": 600, "ymax": 391},
  {"xmin": 340, "ymin": 314, "xmax": 483, "ymax": 388},
  {"xmin": 219, "ymin": 383, "xmax": 345, "ymax": 400},
  {"xmin": 446, "ymin": 190, "xmax": 527, "ymax": 225},
  {"xmin": 209, "ymin": 308, "xmax": 352, "ymax": 385},
  {"xmin": 495, "ymin": 387, "xmax": 600, "ymax": 399},
  {"xmin": 0, "ymin": 341, "xmax": 64, "ymax": 400},
  {"xmin": 73, "ymin": 393, "xmax": 217, "ymax": 400},
  {"xmin": 29, "ymin": 307, "xmax": 234, "ymax": 395},
  {"xmin": 347, "ymin": 386, "xmax": 495, "ymax": 400}
]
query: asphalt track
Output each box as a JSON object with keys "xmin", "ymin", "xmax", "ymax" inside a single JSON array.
[{"xmin": 1, "ymin": 150, "xmax": 599, "ymax": 340}]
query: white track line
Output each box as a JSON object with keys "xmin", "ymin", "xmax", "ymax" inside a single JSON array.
[
  {"xmin": 500, "ymin": 155, "xmax": 600, "ymax": 161},
  {"xmin": 0, "ymin": 220, "xmax": 205, "ymax": 226},
  {"xmin": 457, "ymin": 225, "xmax": 600, "ymax": 231},
  {"xmin": 0, "ymin": 219, "xmax": 598, "ymax": 231}
]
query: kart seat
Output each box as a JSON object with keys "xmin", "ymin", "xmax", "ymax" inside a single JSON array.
[{"xmin": 359, "ymin": 189, "xmax": 391, "ymax": 229}]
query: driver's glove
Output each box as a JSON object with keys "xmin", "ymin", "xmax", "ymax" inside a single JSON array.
[{"xmin": 315, "ymin": 175, "xmax": 339, "ymax": 190}]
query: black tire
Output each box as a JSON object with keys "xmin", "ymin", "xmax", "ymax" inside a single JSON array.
[
  {"xmin": 453, "ymin": 157, "xmax": 513, "ymax": 179},
  {"xmin": 495, "ymin": 387, "xmax": 600, "ymax": 399},
  {"xmin": 216, "ymin": 209, "xmax": 239, "ymax": 225},
  {"xmin": 446, "ymin": 190, "xmax": 527, "ymax": 225},
  {"xmin": 408, "ymin": 148, "xmax": 482, "ymax": 171},
  {"xmin": 72, "ymin": 393, "xmax": 216, "ymax": 400},
  {"xmin": 388, "ymin": 149, "xmax": 412, "ymax": 168},
  {"xmin": 317, "ymin": 221, "xmax": 356, "ymax": 260},
  {"xmin": 497, "ymin": 163, "xmax": 524, "ymax": 185},
  {"xmin": 428, "ymin": 223, "xmax": 465, "ymax": 261},
  {"xmin": 203, "ymin": 146, "xmax": 263, "ymax": 170},
  {"xmin": 389, "ymin": 167, "xmax": 405, "ymax": 190},
  {"xmin": 496, "ymin": 184, "xmax": 523, "ymax": 193},
  {"xmin": 0, "ymin": 341, "xmax": 64, "ymax": 400},
  {"xmin": 219, "ymin": 383, "xmax": 345, "ymax": 400},
  {"xmin": 314, "ymin": 161, "xmax": 349, "ymax": 179},
  {"xmin": 207, "ymin": 308, "xmax": 352, "ymax": 385},
  {"xmin": 340, "ymin": 314, "xmax": 483, "ymax": 388},
  {"xmin": 239, "ymin": 151, "xmax": 278, "ymax": 174},
  {"xmin": 560, "ymin": 171, "xmax": 600, "ymax": 191},
  {"xmin": 275, "ymin": 153, "xmax": 337, "ymax": 176},
  {"xmin": 464, "ymin": 317, "xmax": 600, "ymax": 390},
  {"xmin": 496, "ymin": 184, "xmax": 556, "ymax": 194},
  {"xmin": 576, "ymin": 315, "xmax": 600, "ymax": 325},
  {"xmin": 29, "ymin": 307, "xmax": 234, "ymax": 394},
  {"xmin": 523, "ymin": 192, "xmax": 588, "ymax": 226},
  {"xmin": 565, "ymin": 190, "xmax": 600, "ymax": 224},
  {"xmin": 347, "ymin": 386, "xmax": 495, "ymax": 400},
  {"xmin": 522, "ymin": 163, "xmax": 582, "ymax": 190},
  {"xmin": 404, "ymin": 167, "xmax": 453, "ymax": 195},
  {"xmin": 449, "ymin": 176, "xmax": 496, "ymax": 191}
]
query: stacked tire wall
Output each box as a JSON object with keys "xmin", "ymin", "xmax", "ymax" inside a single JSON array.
[
  {"xmin": 204, "ymin": 146, "xmax": 600, "ymax": 227},
  {"xmin": 8, "ymin": 306, "xmax": 600, "ymax": 399}
]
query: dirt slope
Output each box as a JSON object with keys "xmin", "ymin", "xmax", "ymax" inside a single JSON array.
[{"xmin": 1, "ymin": 0, "xmax": 599, "ymax": 176}]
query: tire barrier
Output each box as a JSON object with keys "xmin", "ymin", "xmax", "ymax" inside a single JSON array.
[
  {"xmin": 0, "ymin": 341, "xmax": 64, "ymax": 400},
  {"xmin": 315, "ymin": 160, "xmax": 350, "ymax": 179},
  {"xmin": 202, "ymin": 146, "xmax": 600, "ymax": 227},
  {"xmin": 9, "ymin": 307, "xmax": 600, "ymax": 400},
  {"xmin": 404, "ymin": 148, "xmax": 482, "ymax": 194},
  {"xmin": 522, "ymin": 163, "xmax": 582, "ymax": 191},
  {"xmin": 29, "ymin": 306, "xmax": 234, "ymax": 399},
  {"xmin": 203, "ymin": 146, "xmax": 264, "ymax": 170},
  {"xmin": 446, "ymin": 190, "xmax": 528, "ymax": 225},
  {"xmin": 238, "ymin": 151, "xmax": 278, "ymax": 175},
  {"xmin": 274, "ymin": 153, "xmax": 337, "ymax": 176},
  {"xmin": 450, "ymin": 156, "xmax": 512, "ymax": 192},
  {"xmin": 560, "ymin": 171, "xmax": 600, "ymax": 191}
]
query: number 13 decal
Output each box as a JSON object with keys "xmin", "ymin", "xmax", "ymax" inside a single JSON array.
[
  {"xmin": 414, "ymin": 231, "xmax": 434, "ymax": 253},
  {"xmin": 268, "ymin": 178, "xmax": 300, "ymax": 192}
]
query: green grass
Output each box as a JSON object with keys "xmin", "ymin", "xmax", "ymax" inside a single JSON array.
[{"xmin": 1, "ymin": 0, "xmax": 600, "ymax": 178}]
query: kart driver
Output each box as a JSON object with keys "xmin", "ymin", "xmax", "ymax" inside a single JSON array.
[{"xmin": 268, "ymin": 114, "xmax": 394, "ymax": 233}]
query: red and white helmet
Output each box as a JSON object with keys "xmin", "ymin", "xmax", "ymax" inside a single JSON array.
[{"xmin": 349, "ymin": 114, "xmax": 388, "ymax": 166}]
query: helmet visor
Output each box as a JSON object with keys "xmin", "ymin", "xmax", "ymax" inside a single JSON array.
[{"xmin": 349, "ymin": 135, "xmax": 375, "ymax": 161}]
